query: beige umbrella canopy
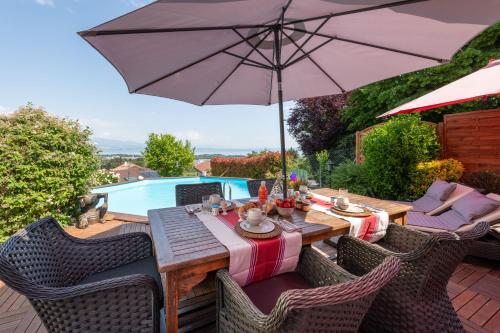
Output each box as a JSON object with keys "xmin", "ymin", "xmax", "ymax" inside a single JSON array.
[{"xmin": 79, "ymin": 0, "xmax": 500, "ymax": 195}]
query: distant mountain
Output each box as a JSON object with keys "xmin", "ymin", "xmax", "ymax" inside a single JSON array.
[{"xmin": 93, "ymin": 137, "xmax": 145, "ymax": 155}]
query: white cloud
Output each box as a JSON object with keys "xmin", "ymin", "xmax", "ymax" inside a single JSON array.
[{"xmin": 35, "ymin": 0, "xmax": 55, "ymax": 7}]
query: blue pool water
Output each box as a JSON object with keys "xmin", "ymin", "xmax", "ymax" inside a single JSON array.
[{"xmin": 92, "ymin": 177, "xmax": 250, "ymax": 216}]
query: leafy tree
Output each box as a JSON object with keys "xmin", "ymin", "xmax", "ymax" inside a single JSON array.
[
  {"xmin": 287, "ymin": 94, "xmax": 349, "ymax": 156},
  {"xmin": 0, "ymin": 104, "xmax": 100, "ymax": 241},
  {"xmin": 362, "ymin": 115, "xmax": 440, "ymax": 200},
  {"xmin": 342, "ymin": 22, "xmax": 500, "ymax": 132},
  {"xmin": 315, "ymin": 150, "xmax": 330, "ymax": 187},
  {"xmin": 143, "ymin": 133, "xmax": 195, "ymax": 176}
]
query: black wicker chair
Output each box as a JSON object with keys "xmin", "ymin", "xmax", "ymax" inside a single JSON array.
[
  {"xmin": 246, "ymin": 179, "xmax": 275, "ymax": 197},
  {"xmin": 0, "ymin": 216, "xmax": 163, "ymax": 333},
  {"xmin": 175, "ymin": 182, "xmax": 223, "ymax": 206},
  {"xmin": 337, "ymin": 222, "xmax": 490, "ymax": 333},
  {"xmin": 216, "ymin": 247, "xmax": 401, "ymax": 333}
]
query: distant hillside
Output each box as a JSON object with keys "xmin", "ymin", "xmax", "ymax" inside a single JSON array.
[{"xmin": 93, "ymin": 137, "xmax": 145, "ymax": 155}]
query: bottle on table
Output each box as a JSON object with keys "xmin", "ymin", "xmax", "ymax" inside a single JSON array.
[{"xmin": 258, "ymin": 181, "xmax": 268, "ymax": 205}]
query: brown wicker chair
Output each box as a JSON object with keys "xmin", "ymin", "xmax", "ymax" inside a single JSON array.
[
  {"xmin": 175, "ymin": 182, "xmax": 223, "ymax": 206},
  {"xmin": 216, "ymin": 246, "xmax": 401, "ymax": 333},
  {"xmin": 0, "ymin": 216, "xmax": 162, "ymax": 333},
  {"xmin": 337, "ymin": 222, "xmax": 490, "ymax": 333},
  {"xmin": 246, "ymin": 179, "xmax": 275, "ymax": 197}
]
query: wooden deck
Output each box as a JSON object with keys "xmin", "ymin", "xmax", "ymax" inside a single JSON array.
[{"xmin": 0, "ymin": 221, "xmax": 498, "ymax": 333}]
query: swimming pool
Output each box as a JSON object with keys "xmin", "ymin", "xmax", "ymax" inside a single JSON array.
[{"xmin": 92, "ymin": 177, "xmax": 250, "ymax": 216}]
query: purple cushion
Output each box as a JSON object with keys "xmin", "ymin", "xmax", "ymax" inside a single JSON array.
[
  {"xmin": 243, "ymin": 272, "xmax": 311, "ymax": 314},
  {"xmin": 426, "ymin": 180, "xmax": 457, "ymax": 201},
  {"xmin": 411, "ymin": 196, "xmax": 443, "ymax": 213},
  {"xmin": 407, "ymin": 210, "xmax": 468, "ymax": 231},
  {"xmin": 452, "ymin": 191, "xmax": 499, "ymax": 222}
]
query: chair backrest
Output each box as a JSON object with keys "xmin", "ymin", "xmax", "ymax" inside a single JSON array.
[
  {"xmin": 0, "ymin": 217, "xmax": 71, "ymax": 289},
  {"xmin": 277, "ymin": 257, "xmax": 401, "ymax": 332},
  {"xmin": 175, "ymin": 182, "xmax": 223, "ymax": 206},
  {"xmin": 246, "ymin": 179, "xmax": 275, "ymax": 197}
]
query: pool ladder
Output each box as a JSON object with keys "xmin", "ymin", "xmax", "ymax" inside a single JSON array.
[{"xmin": 223, "ymin": 181, "xmax": 232, "ymax": 200}]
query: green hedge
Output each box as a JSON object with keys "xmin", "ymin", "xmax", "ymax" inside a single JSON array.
[
  {"xmin": 0, "ymin": 105, "xmax": 100, "ymax": 242},
  {"xmin": 362, "ymin": 115, "xmax": 440, "ymax": 200},
  {"xmin": 211, "ymin": 152, "xmax": 283, "ymax": 179}
]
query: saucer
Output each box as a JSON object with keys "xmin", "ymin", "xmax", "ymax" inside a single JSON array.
[
  {"xmin": 333, "ymin": 204, "xmax": 365, "ymax": 213},
  {"xmin": 240, "ymin": 220, "xmax": 275, "ymax": 234}
]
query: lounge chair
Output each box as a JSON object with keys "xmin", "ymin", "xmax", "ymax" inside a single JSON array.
[
  {"xmin": 395, "ymin": 181, "xmax": 474, "ymax": 216},
  {"xmin": 0, "ymin": 217, "xmax": 163, "ymax": 333},
  {"xmin": 407, "ymin": 192, "xmax": 500, "ymax": 233},
  {"xmin": 337, "ymin": 222, "xmax": 489, "ymax": 333},
  {"xmin": 216, "ymin": 247, "xmax": 401, "ymax": 333},
  {"xmin": 175, "ymin": 181, "xmax": 223, "ymax": 206}
]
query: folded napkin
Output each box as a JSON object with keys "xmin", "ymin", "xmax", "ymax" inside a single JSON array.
[{"xmin": 272, "ymin": 217, "xmax": 302, "ymax": 233}]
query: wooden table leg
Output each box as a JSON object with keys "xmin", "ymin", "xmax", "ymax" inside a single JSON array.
[
  {"xmin": 164, "ymin": 270, "xmax": 208, "ymax": 333},
  {"xmin": 165, "ymin": 272, "xmax": 179, "ymax": 333}
]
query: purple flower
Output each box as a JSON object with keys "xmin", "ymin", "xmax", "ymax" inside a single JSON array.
[{"xmin": 290, "ymin": 172, "xmax": 297, "ymax": 181}]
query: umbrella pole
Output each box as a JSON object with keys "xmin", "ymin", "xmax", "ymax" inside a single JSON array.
[{"xmin": 274, "ymin": 28, "xmax": 288, "ymax": 198}]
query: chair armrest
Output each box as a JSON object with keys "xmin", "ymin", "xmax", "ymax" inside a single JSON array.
[
  {"xmin": 337, "ymin": 236, "xmax": 392, "ymax": 276},
  {"xmin": 64, "ymin": 231, "xmax": 153, "ymax": 274},
  {"xmin": 297, "ymin": 247, "xmax": 356, "ymax": 287},
  {"xmin": 217, "ymin": 270, "xmax": 282, "ymax": 331},
  {"xmin": 383, "ymin": 224, "xmax": 430, "ymax": 252}
]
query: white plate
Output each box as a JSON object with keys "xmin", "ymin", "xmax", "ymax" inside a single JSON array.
[
  {"xmin": 333, "ymin": 204, "xmax": 365, "ymax": 213},
  {"xmin": 240, "ymin": 220, "xmax": 275, "ymax": 234}
]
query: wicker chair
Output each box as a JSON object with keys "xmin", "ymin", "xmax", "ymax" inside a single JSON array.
[
  {"xmin": 337, "ymin": 222, "xmax": 490, "ymax": 333},
  {"xmin": 246, "ymin": 179, "xmax": 276, "ymax": 197},
  {"xmin": 175, "ymin": 182, "xmax": 223, "ymax": 206},
  {"xmin": 216, "ymin": 247, "xmax": 401, "ymax": 333},
  {"xmin": 0, "ymin": 217, "xmax": 162, "ymax": 333}
]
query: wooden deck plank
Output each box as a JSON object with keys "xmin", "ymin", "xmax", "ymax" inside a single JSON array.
[
  {"xmin": 458, "ymin": 294, "xmax": 489, "ymax": 319},
  {"xmin": 470, "ymin": 300, "xmax": 500, "ymax": 327},
  {"xmin": 470, "ymin": 275, "xmax": 500, "ymax": 302},
  {"xmin": 483, "ymin": 311, "xmax": 500, "ymax": 333}
]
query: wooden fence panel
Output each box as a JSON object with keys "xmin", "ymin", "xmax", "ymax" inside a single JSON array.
[{"xmin": 442, "ymin": 109, "xmax": 500, "ymax": 172}]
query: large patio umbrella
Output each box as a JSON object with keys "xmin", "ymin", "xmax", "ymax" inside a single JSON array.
[
  {"xmin": 79, "ymin": 0, "xmax": 500, "ymax": 195},
  {"xmin": 379, "ymin": 59, "xmax": 500, "ymax": 117}
]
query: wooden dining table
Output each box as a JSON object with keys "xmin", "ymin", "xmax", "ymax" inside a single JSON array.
[{"xmin": 148, "ymin": 190, "xmax": 412, "ymax": 333}]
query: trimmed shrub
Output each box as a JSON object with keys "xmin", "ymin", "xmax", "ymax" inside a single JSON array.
[
  {"xmin": 90, "ymin": 169, "xmax": 120, "ymax": 187},
  {"xmin": 409, "ymin": 159, "xmax": 464, "ymax": 199},
  {"xmin": 462, "ymin": 171, "xmax": 500, "ymax": 194},
  {"xmin": 0, "ymin": 105, "xmax": 100, "ymax": 241},
  {"xmin": 362, "ymin": 115, "xmax": 440, "ymax": 200},
  {"xmin": 330, "ymin": 161, "xmax": 373, "ymax": 196},
  {"xmin": 211, "ymin": 152, "xmax": 284, "ymax": 179}
]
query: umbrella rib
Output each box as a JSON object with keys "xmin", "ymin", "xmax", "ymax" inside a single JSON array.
[
  {"xmin": 268, "ymin": 42, "xmax": 276, "ymax": 105},
  {"xmin": 284, "ymin": 0, "xmax": 430, "ymax": 26},
  {"xmin": 283, "ymin": 16, "xmax": 331, "ymax": 67},
  {"xmin": 284, "ymin": 36, "xmax": 335, "ymax": 68},
  {"xmin": 222, "ymin": 51, "xmax": 273, "ymax": 69},
  {"xmin": 232, "ymin": 29, "xmax": 274, "ymax": 67},
  {"xmin": 282, "ymin": 30, "xmax": 346, "ymax": 93},
  {"xmin": 201, "ymin": 29, "xmax": 274, "ymax": 105},
  {"xmin": 78, "ymin": 24, "xmax": 273, "ymax": 37},
  {"xmin": 132, "ymin": 27, "xmax": 271, "ymax": 93},
  {"xmin": 285, "ymin": 26, "xmax": 445, "ymax": 63}
]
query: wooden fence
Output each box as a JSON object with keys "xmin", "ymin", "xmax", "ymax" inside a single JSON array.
[
  {"xmin": 355, "ymin": 109, "xmax": 500, "ymax": 172},
  {"xmin": 441, "ymin": 109, "xmax": 500, "ymax": 172}
]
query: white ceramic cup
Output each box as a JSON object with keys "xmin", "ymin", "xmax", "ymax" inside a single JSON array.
[
  {"xmin": 337, "ymin": 197, "xmax": 350, "ymax": 209},
  {"xmin": 247, "ymin": 208, "xmax": 265, "ymax": 226}
]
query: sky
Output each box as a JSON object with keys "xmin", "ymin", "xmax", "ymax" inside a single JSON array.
[{"xmin": 0, "ymin": 0, "xmax": 298, "ymax": 150}]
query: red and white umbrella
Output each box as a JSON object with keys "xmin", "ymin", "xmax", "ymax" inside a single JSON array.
[{"xmin": 379, "ymin": 59, "xmax": 500, "ymax": 117}]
